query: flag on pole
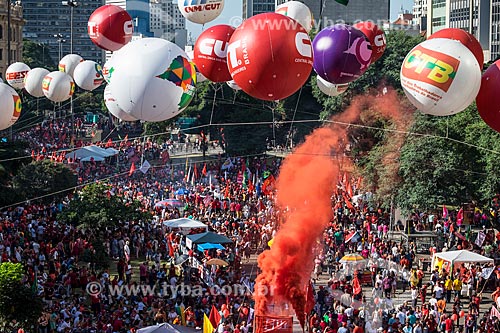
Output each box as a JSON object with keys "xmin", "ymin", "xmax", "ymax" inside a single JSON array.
[
  {"xmin": 209, "ymin": 305, "xmax": 221, "ymax": 329},
  {"xmin": 457, "ymin": 207, "xmax": 464, "ymax": 225},
  {"xmin": 139, "ymin": 160, "xmax": 151, "ymax": 174},
  {"xmin": 443, "ymin": 205, "xmax": 448, "ymax": 219},
  {"xmin": 305, "ymin": 281, "xmax": 315, "ymax": 315},
  {"xmin": 490, "ymin": 306, "xmax": 500, "ymax": 320},
  {"xmin": 203, "ymin": 313, "xmax": 214, "ymax": 333},
  {"xmin": 335, "ymin": 0, "xmax": 349, "ymax": 5},
  {"xmin": 202, "ymin": 163, "xmax": 207, "ymax": 176},
  {"xmin": 129, "ymin": 163, "xmax": 136, "ymax": 176},
  {"xmin": 193, "ymin": 163, "xmax": 199, "ymax": 180}
]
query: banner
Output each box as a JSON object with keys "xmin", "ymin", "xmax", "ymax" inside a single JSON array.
[
  {"xmin": 481, "ymin": 267, "xmax": 495, "ymax": 280},
  {"xmin": 254, "ymin": 315, "xmax": 293, "ymax": 333},
  {"xmin": 475, "ymin": 231, "xmax": 486, "ymax": 247}
]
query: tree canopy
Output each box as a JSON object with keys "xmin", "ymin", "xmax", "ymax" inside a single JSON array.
[
  {"xmin": 58, "ymin": 182, "xmax": 151, "ymax": 229},
  {"xmin": 0, "ymin": 262, "xmax": 43, "ymax": 331}
]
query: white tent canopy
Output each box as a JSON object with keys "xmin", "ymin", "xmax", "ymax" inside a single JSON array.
[
  {"xmin": 163, "ymin": 218, "xmax": 208, "ymax": 235},
  {"xmin": 65, "ymin": 145, "xmax": 119, "ymax": 160},
  {"xmin": 431, "ymin": 250, "xmax": 494, "ymax": 272}
]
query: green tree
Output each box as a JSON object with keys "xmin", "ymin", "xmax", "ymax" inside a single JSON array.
[
  {"xmin": 13, "ymin": 160, "xmax": 77, "ymax": 204},
  {"xmin": 395, "ymin": 105, "xmax": 495, "ymax": 212},
  {"xmin": 0, "ymin": 262, "xmax": 43, "ymax": 331},
  {"xmin": 58, "ymin": 182, "xmax": 151, "ymax": 229},
  {"xmin": 22, "ymin": 40, "xmax": 56, "ymax": 70}
]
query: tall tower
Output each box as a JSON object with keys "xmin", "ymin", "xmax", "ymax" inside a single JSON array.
[
  {"xmin": 22, "ymin": 0, "xmax": 104, "ymax": 64},
  {"xmin": 275, "ymin": 0, "xmax": 390, "ymax": 28},
  {"xmin": 150, "ymin": 0, "xmax": 187, "ymax": 48},
  {"xmin": 0, "ymin": 0, "xmax": 24, "ymax": 78},
  {"xmin": 242, "ymin": 0, "xmax": 275, "ymax": 20}
]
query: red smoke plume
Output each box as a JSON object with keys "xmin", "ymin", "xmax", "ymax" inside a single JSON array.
[{"xmin": 254, "ymin": 89, "xmax": 412, "ymax": 328}]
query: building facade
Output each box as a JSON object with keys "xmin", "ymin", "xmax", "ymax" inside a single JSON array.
[
  {"xmin": 422, "ymin": 0, "xmax": 492, "ymax": 63},
  {"xmin": 413, "ymin": 0, "xmax": 428, "ymax": 31},
  {"xmin": 0, "ymin": 0, "xmax": 24, "ymax": 79},
  {"xmin": 492, "ymin": 0, "xmax": 500, "ymax": 61},
  {"xmin": 22, "ymin": 0, "xmax": 104, "ymax": 65},
  {"xmin": 276, "ymin": 0, "xmax": 390, "ymax": 28},
  {"xmin": 150, "ymin": 0, "xmax": 187, "ymax": 48},
  {"xmin": 243, "ymin": 0, "xmax": 275, "ymax": 20}
]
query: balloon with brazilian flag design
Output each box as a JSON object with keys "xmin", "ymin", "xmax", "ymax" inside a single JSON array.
[{"xmin": 0, "ymin": 83, "xmax": 22, "ymax": 130}]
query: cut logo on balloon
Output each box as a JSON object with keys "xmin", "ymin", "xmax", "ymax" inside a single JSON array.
[
  {"xmin": 157, "ymin": 56, "xmax": 197, "ymax": 109},
  {"xmin": 199, "ymin": 38, "xmax": 228, "ymax": 61},
  {"xmin": 13, "ymin": 95, "xmax": 22, "ymax": 118},
  {"xmin": 182, "ymin": 0, "xmax": 222, "ymax": 13},
  {"xmin": 70, "ymin": 82, "xmax": 75, "ymax": 96},
  {"xmin": 58, "ymin": 64, "xmax": 66, "ymax": 73},
  {"xmin": 402, "ymin": 45, "xmax": 459, "ymax": 93}
]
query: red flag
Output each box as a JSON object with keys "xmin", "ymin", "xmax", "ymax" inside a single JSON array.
[
  {"xmin": 352, "ymin": 276, "xmax": 362, "ymax": 295},
  {"xmin": 209, "ymin": 305, "xmax": 221, "ymax": 328},
  {"xmin": 31, "ymin": 150, "xmax": 35, "ymax": 159},
  {"xmin": 202, "ymin": 163, "xmax": 207, "ymax": 176},
  {"xmin": 346, "ymin": 178, "xmax": 353, "ymax": 198},
  {"xmin": 129, "ymin": 163, "xmax": 136, "ymax": 176},
  {"xmin": 262, "ymin": 175, "xmax": 276, "ymax": 195},
  {"xmin": 457, "ymin": 207, "xmax": 464, "ymax": 222},
  {"xmin": 200, "ymin": 130, "xmax": 206, "ymax": 142},
  {"xmin": 342, "ymin": 193, "xmax": 355, "ymax": 211},
  {"xmin": 106, "ymin": 138, "xmax": 113, "ymax": 148},
  {"xmin": 304, "ymin": 281, "xmax": 315, "ymax": 315},
  {"xmin": 442, "ymin": 205, "xmax": 448, "ymax": 219},
  {"xmin": 193, "ymin": 164, "xmax": 199, "ymax": 180},
  {"xmin": 356, "ymin": 176, "xmax": 363, "ymax": 190},
  {"xmin": 167, "ymin": 239, "xmax": 175, "ymax": 257},
  {"xmin": 224, "ymin": 185, "xmax": 230, "ymax": 198}
]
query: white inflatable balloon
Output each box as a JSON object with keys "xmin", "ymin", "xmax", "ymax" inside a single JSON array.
[
  {"xmin": 110, "ymin": 38, "xmax": 197, "ymax": 122},
  {"xmin": 276, "ymin": 1, "xmax": 313, "ymax": 32},
  {"xmin": 177, "ymin": 0, "xmax": 224, "ymax": 25},
  {"xmin": 401, "ymin": 38, "xmax": 481, "ymax": 116},
  {"xmin": 5, "ymin": 62, "xmax": 31, "ymax": 89},
  {"xmin": 58, "ymin": 54, "xmax": 84, "ymax": 77},
  {"xmin": 24, "ymin": 68, "xmax": 50, "ymax": 98},
  {"xmin": 227, "ymin": 80, "xmax": 241, "ymax": 91},
  {"xmin": 73, "ymin": 60, "xmax": 104, "ymax": 91},
  {"xmin": 42, "ymin": 71, "xmax": 75, "ymax": 102},
  {"xmin": 316, "ymin": 76, "xmax": 348, "ymax": 97},
  {"xmin": 0, "ymin": 83, "xmax": 22, "ymax": 130},
  {"xmin": 104, "ymin": 85, "xmax": 137, "ymax": 122}
]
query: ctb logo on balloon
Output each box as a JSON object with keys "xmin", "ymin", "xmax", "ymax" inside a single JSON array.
[{"xmin": 402, "ymin": 44, "xmax": 459, "ymax": 93}]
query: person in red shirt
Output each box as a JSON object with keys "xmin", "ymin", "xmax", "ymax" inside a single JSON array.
[{"xmin": 444, "ymin": 314, "xmax": 454, "ymax": 333}]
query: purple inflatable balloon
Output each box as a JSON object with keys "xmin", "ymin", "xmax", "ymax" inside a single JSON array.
[{"xmin": 313, "ymin": 24, "xmax": 372, "ymax": 85}]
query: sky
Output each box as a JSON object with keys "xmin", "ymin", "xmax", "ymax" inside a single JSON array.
[{"xmin": 186, "ymin": 0, "xmax": 415, "ymax": 39}]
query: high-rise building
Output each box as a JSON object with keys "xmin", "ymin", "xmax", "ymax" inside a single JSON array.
[
  {"xmin": 423, "ymin": 0, "xmax": 491, "ymax": 63},
  {"xmin": 0, "ymin": 0, "xmax": 24, "ymax": 78},
  {"xmin": 275, "ymin": 0, "xmax": 390, "ymax": 27},
  {"xmin": 243, "ymin": 0, "xmax": 275, "ymax": 20},
  {"xmin": 491, "ymin": 0, "xmax": 500, "ymax": 60},
  {"xmin": 22, "ymin": 0, "xmax": 104, "ymax": 65},
  {"xmin": 150, "ymin": 0, "xmax": 187, "ymax": 48},
  {"xmin": 412, "ymin": 0, "xmax": 428, "ymax": 31}
]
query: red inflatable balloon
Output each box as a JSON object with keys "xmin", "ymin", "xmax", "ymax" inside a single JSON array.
[
  {"xmin": 428, "ymin": 28, "xmax": 484, "ymax": 69},
  {"xmin": 227, "ymin": 13, "xmax": 313, "ymax": 101},
  {"xmin": 476, "ymin": 60, "xmax": 500, "ymax": 133},
  {"xmin": 88, "ymin": 5, "xmax": 133, "ymax": 52},
  {"xmin": 194, "ymin": 25, "xmax": 235, "ymax": 82},
  {"xmin": 353, "ymin": 21, "xmax": 386, "ymax": 63}
]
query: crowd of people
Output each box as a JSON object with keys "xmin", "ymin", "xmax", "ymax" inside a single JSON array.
[{"xmin": 3, "ymin": 117, "xmax": 500, "ymax": 333}]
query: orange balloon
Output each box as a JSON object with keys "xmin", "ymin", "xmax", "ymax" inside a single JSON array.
[{"xmin": 460, "ymin": 310, "xmax": 465, "ymax": 318}]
